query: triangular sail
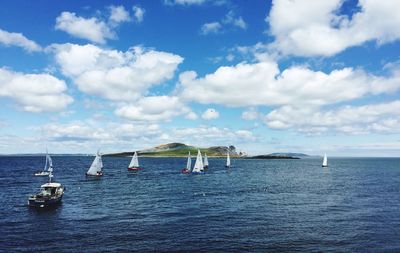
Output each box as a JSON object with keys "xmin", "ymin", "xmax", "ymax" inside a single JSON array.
[
  {"xmin": 322, "ymin": 153, "xmax": 328, "ymax": 167},
  {"xmin": 204, "ymin": 154, "xmax": 209, "ymax": 167},
  {"xmin": 192, "ymin": 150, "xmax": 203, "ymax": 173},
  {"xmin": 186, "ymin": 152, "xmax": 191, "ymax": 170},
  {"xmin": 43, "ymin": 154, "xmax": 48, "ymax": 172},
  {"xmin": 47, "ymin": 155, "xmax": 53, "ymax": 173},
  {"xmin": 129, "ymin": 152, "xmax": 139, "ymax": 168},
  {"xmin": 226, "ymin": 152, "xmax": 231, "ymax": 167},
  {"xmin": 87, "ymin": 152, "xmax": 103, "ymax": 175}
]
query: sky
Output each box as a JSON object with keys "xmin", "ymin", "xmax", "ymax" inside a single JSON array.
[{"xmin": 0, "ymin": 0, "xmax": 400, "ymax": 156}]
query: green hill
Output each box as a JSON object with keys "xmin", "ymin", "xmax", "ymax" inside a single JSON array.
[{"xmin": 105, "ymin": 143, "xmax": 239, "ymax": 157}]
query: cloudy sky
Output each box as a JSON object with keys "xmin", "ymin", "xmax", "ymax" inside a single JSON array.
[{"xmin": 1, "ymin": 0, "xmax": 400, "ymax": 156}]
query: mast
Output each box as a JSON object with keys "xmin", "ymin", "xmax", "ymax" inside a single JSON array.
[
  {"xmin": 48, "ymin": 157, "xmax": 53, "ymax": 183},
  {"xmin": 43, "ymin": 149, "xmax": 48, "ymax": 172}
]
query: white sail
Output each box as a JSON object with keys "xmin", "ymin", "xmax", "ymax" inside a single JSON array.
[
  {"xmin": 192, "ymin": 150, "xmax": 203, "ymax": 173},
  {"xmin": 47, "ymin": 155, "xmax": 53, "ymax": 173},
  {"xmin": 129, "ymin": 152, "xmax": 139, "ymax": 168},
  {"xmin": 186, "ymin": 152, "xmax": 191, "ymax": 170},
  {"xmin": 87, "ymin": 152, "xmax": 103, "ymax": 175},
  {"xmin": 203, "ymin": 154, "xmax": 209, "ymax": 167},
  {"xmin": 43, "ymin": 153, "xmax": 48, "ymax": 171},
  {"xmin": 226, "ymin": 152, "xmax": 231, "ymax": 167},
  {"xmin": 322, "ymin": 153, "xmax": 328, "ymax": 167}
]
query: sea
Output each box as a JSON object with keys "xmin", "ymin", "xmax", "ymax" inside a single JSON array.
[{"xmin": 0, "ymin": 156, "xmax": 399, "ymax": 252}]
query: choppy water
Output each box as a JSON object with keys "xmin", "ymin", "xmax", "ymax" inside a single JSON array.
[{"xmin": 0, "ymin": 156, "xmax": 399, "ymax": 252}]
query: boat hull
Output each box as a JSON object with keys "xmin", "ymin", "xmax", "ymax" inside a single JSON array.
[
  {"xmin": 191, "ymin": 171, "xmax": 204, "ymax": 175},
  {"xmin": 28, "ymin": 195, "xmax": 63, "ymax": 208},
  {"xmin": 86, "ymin": 172, "xmax": 103, "ymax": 176},
  {"xmin": 34, "ymin": 171, "xmax": 50, "ymax": 176},
  {"xmin": 128, "ymin": 167, "xmax": 142, "ymax": 171},
  {"xmin": 181, "ymin": 168, "xmax": 190, "ymax": 174}
]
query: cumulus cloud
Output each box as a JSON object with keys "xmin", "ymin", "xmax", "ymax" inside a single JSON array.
[
  {"xmin": 132, "ymin": 6, "xmax": 145, "ymax": 23},
  {"xmin": 34, "ymin": 120, "xmax": 254, "ymax": 153},
  {"xmin": 38, "ymin": 121, "xmax": 163, "ymax": 153},
  {"xmin": 169, "ymin": 125, "xmax": 256, "ymax": 144},
  {"xmin": 115, "ymin": 96, "xmax": 191, "ymax": 121},
  {"xmin": 164, "ymin": 0, "xmax": 206, "ymax": 5},
  {"xmin": 185, "ymin": 111, "xmax": 198, "ymax": 120},
  {"xmin": 200, "ymin": 22, "xmax": 222, "ymax": 35},
  {"xmin": 0, "ymin": 28, "xmax": 42, "ymax": 52},
  {"xmin": 242, "ymin": 107, "xmax": 259, "ymax": 120},
  {"xmin": 223, "ymin": 11, "xmax": 247, "ymax": 29},
  {"xmin": 178, "ymin": 60, "xmax": 400, "ymax": 107},
  {"xmin": 108, "ymin": 5, "xmax": 131, "ymax": 25},
  {"xmin": 264, "ymin": 100, "xmax": 400, "ymax": 135},
  {"xmin": 267, "ymin": 0, "xmax": 400, "ymax": 57},
  {"xmin": 201, "ymin": 11, "xmax": 247, "ymax": 35},
  {"xmin": 55, "ymin": 11, "xmax": 115, "ymax": 44},
  {"xmin": 202, "ymin": 108, "xmax": 219, "ymax": 120},
  {"xmin": 51, "ymin": 43, "xmax": 183, "ymax": 101},
  {"xmin": 0, "ymin": 68, "xmax": 73, "ymax": 112}
]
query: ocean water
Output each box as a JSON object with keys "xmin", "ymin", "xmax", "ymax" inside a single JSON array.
[{"xmin": 0, "ymin": 156, "xmax": 399, "ymax": 252}]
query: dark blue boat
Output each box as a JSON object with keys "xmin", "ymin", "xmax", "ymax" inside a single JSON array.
[{"xmin": 28, "ymin": 182, "xmax": 65, "ymax": 208}]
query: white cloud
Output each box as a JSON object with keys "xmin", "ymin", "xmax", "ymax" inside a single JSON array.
[
  {"xmin": 178, "ymin": 60, "xmax": 400, "ymax": 107},
  {"xmin": 164, "ymin": 0, "xmax": 206, "ymax": 5},
  {"xmin": 241, "ymin": 107, "xmax": 259, "ymax": 120},
  {"xmin": 223, "ymin": 11, "xmax": 247, "ymax": 30},
  {"xmin": 22, "ymin": 120, "xmax": 254, "ymax": 154},
  {"xmin": 51, "ymin": 43, "xmax": 183, "ymax": 101},
  {"xmin": 115, "ymin": 96, "xmax": 191, "ymax": 121},
  {"xmin": 55, "ymin": 11, "xmax": 114, "ymax": 44},
  {"xmin": 268, "ymin": 0, "xmax": 400, "ymax": 57},
  {"xmin": 200, "ymin": 22, "xmax": 222, "ymax": 35},
  {"xmin": 201, "ymin": 11, "xmax": 247, "ymax": 35},
  {"xmin": 202, "ymin": 108, "xmax": 219, "ymax": 120},
  {"xmin": 263, "ymin": 100, "xmax": 400, "ymax": 135},
  {"xmin": 169, "ymin": 125, "xmax": 256, "ymax": 145},
  {"xmin": 0, "ymin": 28, "xmax": 41, "ymax": 52},
  {"xmin": 38, "ymin": 121, "xmax": 163, "ymax": 153},
  {"xmin": 132, "ymin": 6, "xmax": 145, "ymax": 23},
  {"xmin": 109, "ymin": 5, "xmax": 131, "ymax": 25},
  {"xmin": 0, "ymin": 68, "xmax": 73, "ymax": 112},
  {"xmin": 185, "ymin": 111, "xmax": 198, "ymax": 120},
  {"xmin": 233, "ymin": 17, "xmax": 247, "ymax": 29}
]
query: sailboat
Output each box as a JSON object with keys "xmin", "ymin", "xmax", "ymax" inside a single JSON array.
[
  {"xmin": 322, "ymin": 153, "xmax": 328, "ymax": 167},
  {"xmin": 225, "ymin": 151, "xmax": 231, "ymax": 168},
  {"xmin": 86, "ymin": 151, "xmax": 103, "ymax": 176},
  {"xmin": 203, "ymin": 153, "xmax": 209, "ymax": 170},
  {"xmin": 192, "ymin": 149, "xmax": 204, "ymax": 174},
  {"xmin": 181, "ymin": 151, "xmax": 191, "ymax": 174},
  {"xmin": 35, "ymin": 150, "xmax": 52, "ymax": 176},
  {"xmin": 28, "ymin": 161, "xmax": 65, "ymax": 208},
  {"xmin": 128, "ymin": 152, "xmax": 142, "ymax": 171}
]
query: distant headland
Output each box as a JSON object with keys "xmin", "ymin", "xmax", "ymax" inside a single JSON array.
[
  {"xmin": 105, "ymin": 142, "xmax": 243, "ymax": 157},
  {"xmin": 105, "ymin": 143, "xmax": 310, "ymax": 159}
]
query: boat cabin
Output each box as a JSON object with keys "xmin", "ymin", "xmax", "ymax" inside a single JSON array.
[{"xmin": 40, "ymin": 183, "xmax": 62, "ymax": 196}]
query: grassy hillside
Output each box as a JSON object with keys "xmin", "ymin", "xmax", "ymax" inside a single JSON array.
[{"xmin": 105, "ymin": 143, "xmax": 238, "ymax": 157}]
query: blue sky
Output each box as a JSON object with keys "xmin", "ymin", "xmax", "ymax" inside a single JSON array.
[{"xmin": 0, "ymin": 0, "xmax": 400, "ymax": 156}]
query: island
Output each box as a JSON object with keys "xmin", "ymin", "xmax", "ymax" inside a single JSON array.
[{"xmin": 104, "ymin": 143, "xmax": 241, "ymax": 157}]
